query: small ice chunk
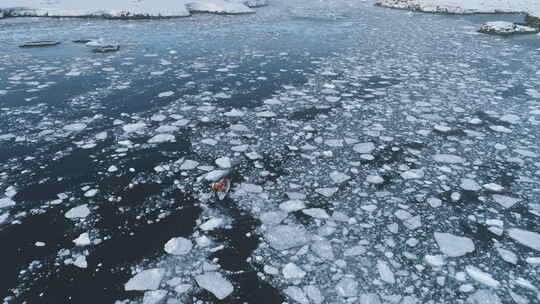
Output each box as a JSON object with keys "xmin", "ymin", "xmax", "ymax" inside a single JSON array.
[
  {"xmin": 180, "ymin": 160, "xmax": 199, "ymax": 170},
  {"xmin": 434, "ymin": 232, "xmax": 475, "ymax": 257},
  {"xmin": 401, "ymin": 169, "xmax": 424, "ymax": 180},
  {"xmin": 215, "ymin": 157, "xmax": 232, "ymax": 169},
  {"xmin": 330, "ymin": 171, "xmax": 351, "ymax": 184},
  {"xmin": 336, "ymin": 277, "xmax": 358, "ymax": 297},
  {"xmin": 73, "ymin": 255, "xmax": 88, "ymax": 269},
  {"xmin": 142, "ymin": 290, "xmax": 167, "ymax": 304},
  {"xmin": 354, "ymin": 142, "xmax": 375, "ymax": 154},
  {"xmin": 200, "ymin": 218, "xmax": 224, "ymax": 231},
  {"xmin": 73, "ymin": 232, "xmax": 91, "ymax": 246},
  {"xmin": 242, "ymin": 183, "xmax": 263, "ymax": 193},
  {"xmin": 483, "ymin": 183, "xmax": 504, "ymax": 192},
  {"xmin": 148, "ymin": 134, "xmax": 175, "ymax": 144},
  {"xmin": 315, "ymin": 187, "xmax": 338, "ymax": 197},
  {"xmin": 65, "ymin": 204, "xmax": 91, "ymax": 219},
  {"xmin": 279, "ymin": 200, "xmax": 306, "ymax": 212},
  {"xmin": 195, "ymin": 272, "xmax": 234, "ymax": 300},
  {"xmin": 302, "ymin": 208, "xmax": 330, "ymax": 219},
  {"xmin": 433, "ymin": 154, "xmax": 465, "ymax": 164},
  {"xmin": 0, "ymin": 197, "xmax": 15, "ymax": 209},
  {"xmin": 264, "ymin": 265, "xmax": 279, "ymax": 275},
  {"xmin": 366, "ymin": 175, "xmax": 384, "ymax": 184},
  {"xmin": 158, "ymin": 91, "xmax": 174, "ymax": 98},
  {"xmin": 283, "ymin": 263, "xmax": 306, "ymax": 279},
  {"xmin": 377, "ymin": 260, "xmax": 395, "ymax": 284},
  {"xmin": 0, "ymin": 213, "xmax": 8, "ymax": 224},
  {"xmin": 304, "ymin": 285, "xmax": 324, "ymax": 304},
  {"xmin": 205, "ymin": 170, "xmax": 228, "ymax": 182},
  {"xmin": 466, "ymin": 289, "xmax": 502, "ymax": 304},
  {"xmin": 63, "ymin": 123, "xmax": 87, "ymax": 132},
  {"xmin": 427, "ymin": 197, "xmax": 442, "ymax": 208},
  {"xmin": 492, "ymin": 195, "xmax": 520, "ymax": 209},
  {"xmin": 123, "ymin": 123, "xmax": 146, "ymax": 133},
  {"xmin": 507, "ymin": 228, "xmax": 540, "ymax": 251},
  {"xmin": 174, "ymin": 284, "xmax": 191, "ymax": 295},
  {"xmin": 260, "ymin": 211, "xmax": 288, "ymax": 226},
  {"xmin": 84, "ymin": 189, "xmax": 98, "ymax": 198},
  {"xmin": 460, "ymin": 179, "xmax": 481, "ymax": 191},
  {"xmin": 164, "ymin": 237, "xmax": 193, "ymax": 255},
  {"xmin": 359, "ymin": 294, "xmax": 382, "ymax": 304},
  {"xmin": 496, "ymin": 247, "xmax": 518, "ymax": 264},
  {"xmin": 265, "ymin": 225, "xmax": 310, "ymax": 250},
  {"xmin": 125, "ymin": 268, "xmax": 165, "ymax": 291},
  {"xmin": 284, "ymin": 286, "xmax": 309, "ymax": 304},
  {"xmin": 424, "ymin": 255, "xmax": 446, "ymax": 267},
  {"xmin": 108, "ymin": 165, "xmax": 118, "ymax": 173},
  {"xmin": 465, "ymin": 266, "xmax": 500, "ymax": 288},
  {"xmin": 311, "ymin": 239, "xmax": 334, "ymax": 260}
]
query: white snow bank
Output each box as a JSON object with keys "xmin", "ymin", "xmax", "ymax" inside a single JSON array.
[
  {"xmin": 479, "ymin": 21, "xmax": 538, "ymax": 35},
  {"xmin": 376, "ymin": 0, "xmax": 540, "ymax": 19},
  {"xmin": 0, "ymin": 0, "xmax": 258, "ymax": 18}
]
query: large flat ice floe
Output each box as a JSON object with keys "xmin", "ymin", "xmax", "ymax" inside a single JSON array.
[
  {"xmin": 376, "ymin": 0, "xmax": 540, "ymax": 19},
  {"xmin": 0, "ymin": 0, "xmax": 263, "ymax": 18}
]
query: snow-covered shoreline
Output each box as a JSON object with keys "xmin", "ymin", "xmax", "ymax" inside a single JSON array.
[
  {"xmin": 375, "ymin": 0, "xmax": 540, "ymax": 26},
  {"xmin": 0, "ymin": 0, "xmax": 266, "ymax": 19}
]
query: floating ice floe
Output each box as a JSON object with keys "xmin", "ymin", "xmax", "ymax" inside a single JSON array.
[
  {"xmin": 466, "ymin": 289, "xmax": 502, "ymax": 304},
  {"xmin": 507, "ymin": 228, "xmax": 540, "ymax": 251},
  {"xmin": 282, "ymin": 262, "xmax": 306, "ymax": 279},
  {"xmin": 147, "ymin": 134, "xmax": 175, "ymax": 144},
  {"xmin": 200, "ymin": 217, "xmax": 224, "ymax": 231},
  {"xmin": 434, "ymin": 232, "xmax": 475, "ymax": 257},
  {"xmin": 158, "ymin": 91, "xmax": 175, "ymax": 98},
  {"xmin": 123, "ymin": 123, "xmax": 147, "ymax": 133},
  {"xmin": 492, "ymin": 195, "xmax": 520, "ymax": 209},
  {"xmin": 433, "ymin": 154, "xmax": 465, "ymax": 164},
  {"xmin": 73, "ymin": 232, "xmax": 91, "ymax": 246},
  {"xmin": 336, "ymin": 277, "xmax": 358, "ymax": 297},
  {"xmin": 479, "ymin": 21, "xmax": 538, "ymax": 35},
  {"xmin": 65, "ymin": 204, "xmax": 91, "ymax": 219},
  {"xmin": 465, "ymin": 266, "xmax": 500, "ymax": 288},
  {"xmin": 284, "ymin": 286, "xmax": 309, "ymax": 304},
  {"xmin": 125, "ymin": 268, "xmax": 166, "ymax": 291},
  {"xmin": 353, "ymin": 142, "xmax": 375, "ymax": 154},
  {"xmin": 329, "ymin": 171, "xmax": 351, "ymax": 184},
  {"xmin": 63, "ymin": 123, "xmax": 87, "ymax": 132},
  {"xmin": 215, "ymin": 157, "xmax": 232, "ymax": 169},
  {"xmin": 164, "ymin": 237, "xmax": 193, "ymax": 255},
  {"xmin": 376, "ymin": 260, "xmax": 395, "ymax": 284},
  {"xmin": 264, "ymin": 224, "xmax": 310, "ymax": 250},
  {"xmin": 195, "ymin": 272, "xmax": 234, "ymax": 300},
  {"xmin": 0, "ymin": 197, "xmax": 15, "ymax": 209},
  {"xmin": 142, "ymin": 290, "xmax": 168, "ymax": 304}
]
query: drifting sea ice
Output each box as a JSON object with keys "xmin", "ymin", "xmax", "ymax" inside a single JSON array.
[
  {"xmin": 195, "ymin": 272, "xmax": 234, "ymax": 300},
  {"xmin": 125, "ymin": 268, "xmax": 166, "ymax": 291}
]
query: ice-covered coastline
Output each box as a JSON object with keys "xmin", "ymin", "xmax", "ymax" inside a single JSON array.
[
  {"xmin": 375, "ymin": 0, "xmax": 540, "ymax": 27},
  {"xmin": 0, "ymin": 0, "xmax": 267, "ymax": 19}
]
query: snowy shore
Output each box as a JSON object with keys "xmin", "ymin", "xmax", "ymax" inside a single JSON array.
[
  {"xmin": 375, "ymin": 0, "xmax": 540, "ymax": 24},
  {"xmin": 0, "ymin": 0, "xmax": 266, "ymax": 19}
]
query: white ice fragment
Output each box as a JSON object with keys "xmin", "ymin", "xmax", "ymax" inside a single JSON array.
[
  {"xmin": 433, "ymin": 154, "xmax": 465, "ymax": 164},
  {"xmin": 424, "ymin": 255, "xmax": 446, "ymax": 267},
  {"xmin": 73, "ymin": 232, "xmax": 91, "ymax": 246},
  {"xmin": 482, "ymin": 183, "xmax": 504, "ymax": 192},
  {"xmin": 376, "ymin": 260, "xmax": 395, "ymax": 284},
  {"xmin": 315, "ymin": 187, "xmax": 338, "ymax": 197},
  {"xmin": 125, "ymin": 268, "xmax": 165, "ymax": 291},
  {"xmin": 164, "ymin": 237, "xmax": 192, "ymax": 255},
  {"xmin": 304, "ymin": 285, "xmax": 324, "ymax": 304},
  {"xmin": 63, "ymin": 123, "xmax": 87, "ymax": 132},
  {"xmin": 507, "ymin": 228, "xmax": 540, "ymax": 251},
  {"xmin": 108, "ymin": 165, "xmax": 118, "ymax": 173},
  {"xmin": 142, "ymin": 290, "xmax": 167, "ymax": 304},
  {"xmin": 205, "ymin": 170, "xmax": 228, "ymax": 182},
  {"xmin": 279, "ymin": 200, "xmax": 306, "ymax": 212},
  {"xmin": 466, "ymin": 289, "xmax": 502, "ymax": 304},
  {"xmin": 260, "ymin": 211, "xmax": 288, "ymax": 226},
  {"xmin": 65, "ymin": 204, "xmax": 91, "ymax": 219},
  {"xmin": 174, "ymin": 284, "xmax": 191, "ymax": 295},
  {"xmin": 311, "ymin": 239, "xmax": 334, "ymax": 260},
  {"xmin": 84, "ymin": 189, "xmax": 98, "ymax": 198},
  {"xmin": 195, "ymin": 272, "xmax": 234, "ymax": 300},
  {"xmin": 489, "ymin": 125, "xmax": 512, "ymax": 133},
  {"xmin": 330, "ymin": 171, "xmax": 350, "ymax": 184},
  {"xmin": 366, "ymin": 175, "xmax": 384, "ymax": 184},
  {"xmin": 256, "ymin": 111, "xmax": 277, "ymax": 118},
  {"xmin": 200, "ymin": 218, "xmax": 224, "ymax": 231},
  {"xmin": 224, "ymin": 109, "xmax": 244, "ymax": 117},
  {"xmin": 353, "ymin": 142, "xmax": 375, "ymax": 154},
  {"xmin": 180, "ymin": 160, "xmax": 199, "ymax": 170},
  {"xmin": 158, "ymin": 91, "xmax": 174, "ymax": 98},
  {"xmin": 401, "ymin": 169, "xmax": 424, "ymax": 180},
  {"xmin": 359, "ymin": 293, "xmax": 382, "ymax": 304},
  {"xmin": 73, "ymin": 255, "xmax": 88, "ymax": 269},
  {"xmin": 284, "ymin": 286, "xmax": 309, "ymax": 304},
  {"xmin": 264, "ymin": 265, "xmax": 279, "ymax": 275},
  {"xmin": 283, "ymin": 263, "xmax": 306, "ymax": 279},
  {"xmin": 492, "ymin": 195, "xmax": 520, "ymax": 209},
  {"xmin": 264, "ymin": 225, "xmax": 310, "ymax": 250},
  {"xmin": 496, "ymin": 247, "xmax": 518, "ymax": 264},
  {"xmin": 0, "ymin": 213, "xmax": 8, "ymax": 224},
  {"xmin": 302, "ymin": 208, "xmax": 330, "ymax": 219},
  {"xmin": 427, "ymin": 197, "xmax": 442, "ymax": 208},
  {"xmin": 465, "ymin": 266, "xmax": 500, "ymax": 288},
  {"xmin": 460, "ymin": 179, "xmax": 481, "ymax": 191},
  {"xmin": 336, "ymin": 277, "xmax": 358, "ymax": 297},
  {"xmin": 148, "ymin": 134, "xmax": 175, "ymax": 144},
  {"xmin": 242, "ymin": 183, "xmax": 263, "ymax": 193},
  {"xmin": 434, "ymin": 232, "xmax": 475, "ymax": 257},
  {"xmin": 0, "ymin": 197, "xmax": 15, "ymax": 209},
  {"xmin": 215, "ymin": 157, "xmax": 232, "ymax": 169},
  {"xmin": 123, "ymin": 123, "xmax": 146, "ymax": 133}
]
